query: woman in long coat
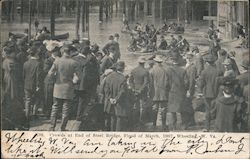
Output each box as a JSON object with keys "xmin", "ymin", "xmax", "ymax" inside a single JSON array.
[{"xmin": 2, "ymin": 46, "xmax": 26, "ymax": 130}]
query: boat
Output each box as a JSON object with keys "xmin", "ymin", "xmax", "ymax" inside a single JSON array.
[
  {"xmin": 9, "ymin": 32, "xmax": 26, "ymax": 38},
  {"xmin": 51, "ymin": 32, "xmax": 69, "ymax": 40},
  {"xmin": 131, "ymin": 51, "xmax": 156, "ymax": 56}
]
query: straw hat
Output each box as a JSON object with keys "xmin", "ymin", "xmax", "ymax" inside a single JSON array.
[{"xmin": 153, "ymin": 56, "xmax": 163, "ymax": 63}]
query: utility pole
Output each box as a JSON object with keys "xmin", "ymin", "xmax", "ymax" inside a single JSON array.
[
  {"xmin": 50, "ymin": 0, "xmax": 55, "ymax": 37},
  {"xmin": 82, "ymin": 1, "xmax": 86, "ymax": 34},
  {"xmin": 28, "ymin": 0, "xmax": 32, "ymax": 41},
  {"xmin": 76, "ymin": 0, "xmax": 81, "ymax": 40},
  {"xmin": 99, "ymin": 0, "xmax": 104, "ymax": 22}
]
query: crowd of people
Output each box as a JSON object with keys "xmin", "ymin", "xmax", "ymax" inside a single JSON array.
[
  {"xmin": 127, "ymin": 22, "xmax": 188, "ymax": 53},
  {"xmin": 1, "ymin": 23, "xmax": 249, "ymax": 133}
]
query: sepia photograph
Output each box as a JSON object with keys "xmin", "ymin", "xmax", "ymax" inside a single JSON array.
[{"xmin": 0, "ymin": 0, "xmax": 249, "ymax": 158}]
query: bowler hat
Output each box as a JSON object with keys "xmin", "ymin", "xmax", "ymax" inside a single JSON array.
[
  {"xmin": 3, "ymin": 46, "xmax": 15, "ymax": 55},
  {"xmin": 191, "ymin": 46, "xmax": 199, "ymax": 52},
  {"xmin": 27, "ymin": 46, "xmax": 38, "ymax": 56},
  {"xmin": 116, "ymin": 61, "xmax": 125, "ymax": 70},
  {"xmin": 137, "ymin": 56, "xmax": 146, "ymax": 63},
  {"xmin": 81, "ymin": 46, "xmax": 90, "ymax": 55}
]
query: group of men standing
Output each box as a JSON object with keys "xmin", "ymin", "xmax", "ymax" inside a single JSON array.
[{"xmin": 1, "ymin": 25, "xmax": 249, "ymax": 132}]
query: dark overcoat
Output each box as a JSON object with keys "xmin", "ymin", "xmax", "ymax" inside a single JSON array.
[
  {"xmin": 149, "ymin": 64, "xmax": 169, "ymax": 101},
  {"xmin": 23, "ymin": 58, "xmax": 43, "ymax": 91},
  {"xmin": 104, "ymin": 71, "xmax": 128, "ymax": 117},
  {"xmin": 212, "ymin": 96, "xmax": 241, "ymax": 132},
  {"xmin": 198, "ymin": 64, "xmax": 222, "ymax": 98},
  {"xmin": 129, "ymin": 65, "xmax": 149, "ymax": 95},
  {"xmin": 167, "ymin": 64, "xmax": 188, "ymax": 112}
]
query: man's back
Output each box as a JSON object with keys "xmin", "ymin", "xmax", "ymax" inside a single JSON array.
[
  {"xmin": 23, "ymin": 58, "xmax": 43, "ymax": 91},
  {"xmin": 150, "ymin": 65, "xmax": 169, "ymax": 101},
  {"xmin": 130, "ymin": 65, "xmax": 149, "ymax": 91},
  {"xmin": 199, "ymin": 64, "xmax": 221, "ymax": 98}
]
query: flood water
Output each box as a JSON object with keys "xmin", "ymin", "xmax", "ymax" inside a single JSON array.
[{"xmin": 0, "ymin": 7, "xmax": 237, "ymax": 72}]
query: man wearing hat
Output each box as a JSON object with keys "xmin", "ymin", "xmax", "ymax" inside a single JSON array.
[
  {"xmin": 104, "ymin": 61, "xmax": 128, "ymax": 131},
  {"xmin": 215, "ymin": 49, "xmax": 228, "ymax": 75},
  {"xmin": 211, "ymin": 79, "xmax": 242, "ymax": 132},
  {"xmin": 209, "ymin": 38, "xmax": 221, "ymax": 60},
  {"xmin": 236, "ymin": 58, "xmax": 250, "ymax": 131},
  {"xmin": 176, "ymin": 35, "xmax": 190, "ymax": 52},
  {"xmin": 43, "ymin": 46, "xmax": 61, "ymax": 118},
  {"xmin": 100, "ymin": 48, "xmax": 114, "ymax": 74},
  {"xmin": 158, "ymin": 35, "xmax": 168, "ymax": 50},
  {"xmin": 2, "ymin": 45, "xmax": 26, "ymax": 130},
  {"xmin": 227, "ymin": 51, "xmax": 240, "ymax": 76},
  {"xmin": 168, "ymin": 35, "xmax": 177, "ymax": 49},
  {"xmin": 48, "ymin": 44, "xmax": 80, "ymax": 131},
  {"xmin": 149, "ymin": 56, "xmax": 169, "ymax": 130},
  {"xmin": 129, "ymin": 56, "xmax": 150, "ymax": 128},
  {"xmin": 102, "ymin": 35, "xmax": 120, "ymax": 63},
  {"xmin": 167, "ymin": 52, "xmax": 194, "ymax": 130},
  {"xmin": 185, "ymin": 52, "xmax": 197, "ymax": 100},
  {"xmin": 198, "ymin": 53, "xmax": 223, "ymax": 131},
  {"xmin": 192, "ymin": 46, "xmax": 204, "ymax": 76},
  {"xmin": 23, "ymin": 46, "xmax": 44, "ymax": 128}
]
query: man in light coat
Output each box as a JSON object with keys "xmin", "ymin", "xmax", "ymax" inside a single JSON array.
[
  {"xmin": 48, "ymin": 44, "xmax": 79, "ymax": 131},
  {"xmin": 129, "ymin": 56, "xmax": 150, "ymax": 127},
  {"xmin": 149, "ymin": 56, "xmax": 170, "ymax": 130}
]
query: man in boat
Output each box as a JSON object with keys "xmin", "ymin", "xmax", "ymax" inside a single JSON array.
[
  {"xmin": 168, "ymin": 35, "xmax": 178, "ymax": 49},
  {"xmin": 176, "ymin": 35, "xmax": 190, "ymax": 53},
  {"xmin": 158, "ymin": 35, "xmax": 168, "ymax": 50},
  {"xmin": 127, "ymin": 34, "xmax": 139, "ymax": 52},
  {"xmin": 207, "ymin": 24, "xmax": 215, "ymax": 40}
]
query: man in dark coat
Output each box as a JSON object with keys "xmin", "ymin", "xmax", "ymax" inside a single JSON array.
[
  {"xmin": 211, "ymin": 80, "xmax": 242, "ymax": 132},
  {"xmin": 43, "ymin": 46, "xmax": 61, "ymax": 118},
  {"xmin": 2, "ymin": 46, "xmax": 26, "ymax": 130},
  {"xmin": 102, "ymin": 35, "xmax": 121, "ymax": 63},
  {"xmin": 48, "ymin": 44, "xmax": 80, "ymax": 131},
  {"xmin": 167, "ymin": 53, "xmax": 194, "ymax": 130},
  {"xmin": 168, "ymin": 35, "xmax": 177, "ymax": 49},
  {"xmin": 104, "ymin": 61, "xmax": 128, "ymax": 131},
  {"xmin": 72, "ymin": 46, "xmax": 100, "ymax": 130},
  {"xmin": 215, "ymin": 49, "xmax": 228, "ymax": 75},
  {"xmin": 149, "ymin": 56, "xmax": 169, "ymax": 130},
  {"xmin": 158, "ymin": 35, "xmax": 168, "ymax": 50},
  {"xmin": 236, "ymin": 58, "xmax": 250, "ymax": 131},
  {"xmin": 198, "ymin": 53, "xmax": 223, "ymax": 131},
  {"xmin": 176, "ymin": 35, "xmax": 190, "ymax": 52},
  {"xmin": 209, "ymin": 39, "xmax": 221, "ymax": 60},
  {"xmin": 100, "ymin": 50, "xmax": 114, "ymax": 74},
  {"xmin": 192, "ymin": 46, "xmax": 204, "ymax": 76},
  {"xmin": 23, "ymin": 46, "xmax": 44, "ymax": 128},
  {"xmin": 129, "ymin": 57, "xmax": 150, "ymax": 127}
]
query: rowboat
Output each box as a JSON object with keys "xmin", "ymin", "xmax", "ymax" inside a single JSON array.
[{"xmin": 51, "ymin": 32, "xmax": 69, "ymax": 40}]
